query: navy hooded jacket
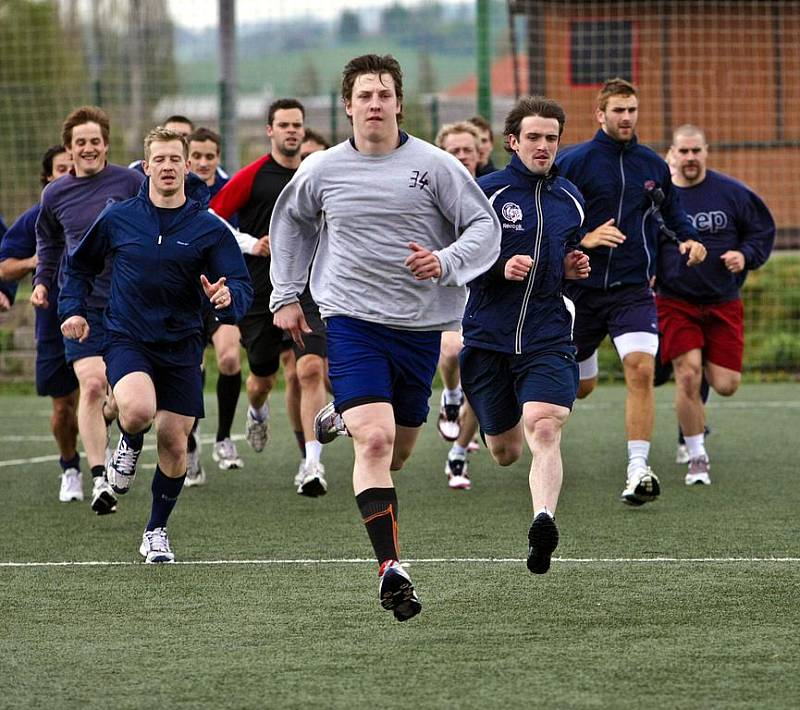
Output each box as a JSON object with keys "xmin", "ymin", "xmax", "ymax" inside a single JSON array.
[
  {"xmin": 463, "ymin": 154, "xmax": 585, "ymax": 355},
  {"xmin": 59, "ymin": 178, "xmax": 253, "ymax": 343},
  {"xmin": 657, "ymin": 170, "xmax": 775, "ymax": 304},
  {"xmin": 556, "ymin": 129, "xmax": 697, "ymax": 290}
]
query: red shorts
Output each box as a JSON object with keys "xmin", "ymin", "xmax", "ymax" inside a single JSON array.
[{"xmin": 655, "ymin": 295, "xmax": 744, "ymax": 372}]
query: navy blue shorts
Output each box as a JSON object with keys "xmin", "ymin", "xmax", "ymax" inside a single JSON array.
[
  {"xmin": 64, "ymin": 307, "xmax": 107, "ymax": 364},
  {"xmin": 460, "ymin": 346, "xmax": 579, "ymax": 436},
  {"xmin": 36, "ymin": 338, "xmax": 78, "ymax": 398},
  {"xmin": 564, "ymin": 283, "xmax": 658, "ymax": 361},
  {"xmin": 326, "ymin": 316, "xmax": 440, "ymax": 428},
  {"xmin": 104, "ymin": 333, "xmax": 205, "ymax": 418}
]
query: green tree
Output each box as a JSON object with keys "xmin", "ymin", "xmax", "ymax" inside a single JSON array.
[
  {"xmin": 0, "ymin": 0, "xmax": 88, "ymax": 219},
  {"xmin": 338, "ymin": 9, "xmax": 361, "ymax": 43},
  {"xmin": 294, "ymin": 55, "xmax": 322, "ymax": 97},
  {"xmin": 418, "ymin": 51, "xmax": 437, "ymax": 94}
]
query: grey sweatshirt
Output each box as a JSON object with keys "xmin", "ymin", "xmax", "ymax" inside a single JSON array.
[{"xmin": 269, "ymin": 135, "xmax": 501, "ymax": 331}]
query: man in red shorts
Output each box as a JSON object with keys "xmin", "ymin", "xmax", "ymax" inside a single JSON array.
[{"xmin": 657, "ymin": 124, "xmax": 775, "ymax": 485}]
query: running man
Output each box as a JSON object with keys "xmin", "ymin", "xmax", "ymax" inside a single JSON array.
[
  {"xmin": 269, "ymin": 54, "xmax": 500, "ymax": 620},
  {"xmin": 463, "ymin": 95, "xmax": 589, "ymax": 574},
  {"xmin": 59, "ymin": 127, "xmax": 252, "ymax": 562}
]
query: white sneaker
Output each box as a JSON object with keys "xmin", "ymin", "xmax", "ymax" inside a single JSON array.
[
  {"xmin": 621, "ymin": 465, "xmax": 661, "ymax": 506},
  {"xmin": 676, "ymin": 443, "xmax": 690, "ymax": 464},
  {"xmin": 685, "ymin": 456, "xmax": 711, "ymax": 486},
  {"xmin": 245, "ymin": 408, "xmax": 269, "ymax": 452},
  {"xmin": 293, "ymin": 459, "xmax": 307, "ymax": 488},
  {"xmin": 297, "ymin": 460, "xmax": 328, "ymax": 497},
  {"xmin": 91, "ymin": 476, "xmax": 118, "ymax": 515},
  {"xmin": 436, "ymin": 391, "xmax": 462, "ymax": 442},
  {"xmin": 139, "ymin": 527, "xmax": 175, "ymax": 564},
  {"xmin": 185, "ymin": 447, "xmax": 206, "ymax": 487},
  {"xmin": 107, "ymin": 434, "xmax": 142, "ymax": 494},
  {"xmin": 212, "ymin": 438, "xmax": 244, "ymax": 469},
  {"xmin": 466, "ymin": 437, "xmax": 480, "ymax": 453},
  {"xmin": 59, "ymin": 468, "xmax": 84, "ymax": 502},
  {"xmin": 445, "ymin": 455, "xmax": 471, "ymax": 490}
]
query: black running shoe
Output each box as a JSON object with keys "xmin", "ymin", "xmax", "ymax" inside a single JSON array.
[
  {"xmin": 379, "ymin": 560, "xmax": 422, "ymax": 621},
  {"xmin": 527, "ymin": 512, "xmax": 559, "ymax": 574}
]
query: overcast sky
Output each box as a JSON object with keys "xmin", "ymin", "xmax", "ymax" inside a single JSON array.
[{"xmin": 168, "ymin": 0, "xmax": 431, "ymax": 30}]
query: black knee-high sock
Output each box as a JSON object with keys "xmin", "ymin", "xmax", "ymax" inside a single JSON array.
[
  {"xmin": 679, "ymin": 377, "xmax": 712, "ymax": 444},
  {"xmin": 216, "ymin": 371, "xmax": 241, "ymax": 441},
  {"xmin": 147, "ymin": 466, "xmax": 186, "ymax": 531},
  {"xmin": 294, "ymin": 430, "xmax": 306, "ymax": 456},
  {"xmin": 356, "ymin": 488, "xmax": 399, "ymax": 564},
  {"xmin": 700, "ymin": 376, "xmax": 710, "ymax": 404}
]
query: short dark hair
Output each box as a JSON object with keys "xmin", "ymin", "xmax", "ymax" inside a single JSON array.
[
  {"xmin": 468, "ymin": 115, "xmax": 493, "ymax": 140},
  {"xmin": 597, "ymin": 77, "xmax": 637, "ymax": 111},
  {"xmin": 267, "ymin": 98, "xmax": 305, "ymax": 126},
  {"xmin": 341, "ymin": 54, "xmax": 404, "ymax": 123},
  {"xmin": 62, "ymin": 105, "xmax": 110, "ymax": 147},
  {"xmin": 302, "ymin": 128, "xmax": 330, "ymax": 150},
  {"xmin": 40, "ymin": 145, "xmax": 68, "ymax": 187},
  {"xmin": 503, "ymin": 96, "xmax": 567, "ymax": 152},
  {"xmin": 188, "ymin": 127, "xmax": 221, "ymax": 152},
  {"xmin": 163, "ymin": 114, "xmax": 194, "ymax": 130}
]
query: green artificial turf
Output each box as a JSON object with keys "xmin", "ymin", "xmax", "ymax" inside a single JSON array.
[{"xmin": 1, "ymin": 383, "xmax": 799, "ymax": 709}]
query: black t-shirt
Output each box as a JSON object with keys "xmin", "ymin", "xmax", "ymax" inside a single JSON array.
[{"xmin": 239, "ymin": 159, "xmax": 297, "ymax": 304}]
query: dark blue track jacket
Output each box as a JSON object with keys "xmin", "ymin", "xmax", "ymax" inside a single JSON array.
[
  {"xmin": 556, "ymin": 129, "xmax": 697, "ymax": 290},
  {"xmin": 59, "ymin": 179, "xmax": 253, "ymax": 343},
  {"xmin": 463, "ymin": 154, "xmax": 585, "ymax": 355}
]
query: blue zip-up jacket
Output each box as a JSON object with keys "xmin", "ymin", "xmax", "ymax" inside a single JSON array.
[
  {"xmin": 59, "ymin": 178, "xmax": 253, "ymax": 343},
  {"xmin": 657, "ymin": 170, "xmax": 775, "ymax": 304},
  {"xmin": 0, "ymin": 203, "xmax": 66, "ymax": 343},
  {"xmin": 556, "ymin": 129, "xmax": 697, "ymax": 290},
  {"xmin": 463, "ymin": 154, "xmax": 585, "ymax": 355}
]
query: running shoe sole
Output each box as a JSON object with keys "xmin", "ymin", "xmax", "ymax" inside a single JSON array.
[{"xmin": 527, "ymin": 513, "xmax": 559, "ymax": 574}]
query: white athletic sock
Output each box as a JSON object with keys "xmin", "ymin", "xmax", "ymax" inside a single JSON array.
[
  {"xmin": 684, "ymin": 433, "xmax": 707, "ymax": 460},
  {"xmin": 305, "ymin": 440, "xmax": 322, "ymax": 466},
  {"xmin": 627, "ymin": 440, "xmax": 650, "ymax": 472},
  {"xmin": 534, "ymin": 507, "xmax": 554, "ymax": 520},
  {"xmin": 449, "ymin": 443, "xmax": 468, "ymax": 459},
  {"xmin": 249, "ymin": 403, "xmax": 269, "ymax": 422},
  {"xmin": 443, "ymin": 386, "xmax": 463, "ymax": 405}
]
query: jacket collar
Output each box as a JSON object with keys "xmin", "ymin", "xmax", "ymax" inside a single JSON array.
[
  {"xmin": 592, "ymin": 128, "xmax": 639, "ymax": 152},
  {"xmin": 507, "ymin": 152, "xmax": 559, "ymax": 182},
  {"xmin": 137, "ymin": 177, "xmax": 202, "ymax": 225}
]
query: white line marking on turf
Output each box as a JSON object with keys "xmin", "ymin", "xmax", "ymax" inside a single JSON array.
[
  {"xmin": 1, "ymin": 557, "xmax": 798, "ymax": 568},
  {"xmin": 0, "ymin": 435, "xmax": 240, "ymax": 468}
]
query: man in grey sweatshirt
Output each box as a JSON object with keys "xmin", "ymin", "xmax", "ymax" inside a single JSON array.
[{"xmin": 269, "ymin": 54, "xmax": 500, "ymax": 622}]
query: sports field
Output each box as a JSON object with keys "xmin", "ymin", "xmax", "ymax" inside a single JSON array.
[{"xmin": 1, "ymin": 383, "xmax": 799, "ymax": 709}]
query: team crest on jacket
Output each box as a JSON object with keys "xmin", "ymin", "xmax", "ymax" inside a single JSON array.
[{"xmin": 502, "ymin": 202, "xmax": 523, "ymax": 223}]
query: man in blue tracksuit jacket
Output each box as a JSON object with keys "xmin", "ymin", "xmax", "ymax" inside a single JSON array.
[
  {"xmin": 555, "ymin": 77, "xmax": 705, "ymax": 507},
  {"xmin": 461, "ymin": 96, "xmax": 590, "ymax": 576},
  {"xmin": 60, "ymin": 127, "xmax": 253, "ymax": 563}
]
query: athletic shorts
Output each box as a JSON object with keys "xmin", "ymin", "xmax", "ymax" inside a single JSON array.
[
  {"xmin": 565, "ymin": 283, "xmax": 658, "ymax": 361},
  {"xmin": 460, "ymin": 346, "xmax": 579, "ymax": 436},
  {"xmin": 326, "ymin": 315, "xmax": 440, "ymax": 428},
  {"xmin": 656, "ymin": 295, "xmax": 744, "ymax": 372},
  {"xmin": 238, "ymin": 310, "xmax": 285, "ymax": 377},
  {"xmin": 63, "ymin": 307, "xmax": 107, "ymax": 364},
  {"xmin": 104, "ymin": 333, "xmax": 205, "ymax": 418},
  {"xmin": 36, "ymin": 338, "xmax": 78, "ymax": 398},
  {"xmin": 292, "ymin": 287, "xmax": 326, "ymax": 361},
  {"xmin": 203, "ymin": 306, "xmax": 224, "ymax": 345}
]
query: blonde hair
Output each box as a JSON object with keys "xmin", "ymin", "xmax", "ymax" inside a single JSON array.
[
  {"xmin": 435, "ymin": 121, "xmax": 480, "ymax": 150},
  {"xmin": 143, "ymin": 127, "xmax": 188, "ymax": 161}
]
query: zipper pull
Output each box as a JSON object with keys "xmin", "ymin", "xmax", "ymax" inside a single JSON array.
[{"xmin": 158, "ymin": 234, "xmax": 162, "ymax": 245}]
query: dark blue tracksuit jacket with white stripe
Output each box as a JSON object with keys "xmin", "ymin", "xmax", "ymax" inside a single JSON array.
[
  {"xmin": 555, "ymin": 129, "xmax": 697, "ymax": 291},
  {"xmin": 59, "ymin": 178, "xmax": 253, "ymax": 343},
  {"xmin": 463, "ymin": 154, "xmax": 585, "ymax": 355}
]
